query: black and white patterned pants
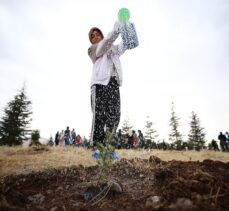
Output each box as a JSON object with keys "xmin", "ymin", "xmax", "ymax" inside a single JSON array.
[{"xmin": 90, "ymin": 77, "xmax": 120, "ymax": 146}]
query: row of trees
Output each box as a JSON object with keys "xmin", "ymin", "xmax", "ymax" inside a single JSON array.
[
  {"xmin": 120, "ymin": 102, "xmax": 206, "ymax": 150},
  {"xmin": 0, "ymin": 87, "xmax": 206, "ymax": 150}
]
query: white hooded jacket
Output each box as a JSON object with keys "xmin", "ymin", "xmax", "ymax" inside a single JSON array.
[{"xmin": 88, "ymin": 27, "xmax": 126, "ymax": 87}]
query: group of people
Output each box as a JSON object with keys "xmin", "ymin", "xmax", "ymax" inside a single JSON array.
[
  {"xmin": 111, "ymin": 130, "xmax": 229, "ymax": 151},
  {"xmin": 54, "ymin": 126, "xmax": 83, "ymax": 147},
  {"xmin": 115, "ymin": 129, "xmax": 145, "ymax": 149},
  {"xmin": 53, "ymin": 127, "xmax": 229, "ymax": 152},
  {"xmin": 53, "ymin": 127, "xmax": 146, "ymax": 149},
  {"xmin": 211, "ymin": 131, "xmax": 229, "ymax": 151},
  {"xmin": 211, "ymin": 131, "xmax": 229, "ymax": 152}
]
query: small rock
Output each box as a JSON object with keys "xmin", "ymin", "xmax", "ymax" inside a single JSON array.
[
  {"xmin": 56, "ymin": 186, "xmax": 63, "ymax": 191},
  {"xmin": 145, "ymin": 196, "xmax": 161, "ymax": 207},
  {"xmin": 73, "ymin": 202, "xmax": 81, "ymax": 207},
  {"xmin": 46, "ymin": 190, "xmax": 52, "ymax": 194},
  {"xmin": 176, "ymin": 198, "xmax": 193, "ymax": 208},
  {"xmin": 110, "ymin": 181, "xmax": 123, "ymax": 193},
  {"xmin": 50, "ymin": 207, "xmax": 58, "ymax": 211},
  {"xmin": 28, "ymin": 193, "xmax": 45, "ymax": 205},
  {"xmin": 84, "ymin": 186, "xmax": 101, "ymax": 202},
  {"xmin": 149, "ymin": 175, "xmax": 155, "ymax": 180}
]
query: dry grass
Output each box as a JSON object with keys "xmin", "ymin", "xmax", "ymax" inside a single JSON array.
[{"xmin": 0, "ymin": 146, "xmax": 228, "ymax": 179}]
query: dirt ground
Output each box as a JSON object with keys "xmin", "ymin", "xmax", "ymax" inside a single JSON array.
[{"xmin": 0, "ymin": 156, "xmax": 229, "ymax": 211}]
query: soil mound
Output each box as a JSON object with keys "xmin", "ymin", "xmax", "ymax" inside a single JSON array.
[{"xmin": 1, "ymin": 157, "xmax": 229, "ymax": 210}]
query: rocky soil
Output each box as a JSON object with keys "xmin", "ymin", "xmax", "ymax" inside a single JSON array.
[{"xmin": 1, "ymin": 156, "xmax": 229, "ymax": 210}]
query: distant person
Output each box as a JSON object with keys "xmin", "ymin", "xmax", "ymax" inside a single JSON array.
[
  {"xmin": 75, "ymin": 135, "xmax": 82, "ymax": 147},
  {"xmin": 55, "ymin": 131, "xmax": 59, "ymax": 146},
  {"xmin": 71, "ymin": 128, "xmax": 76, "ymax": 144},
  {"xmin": 64, "ymin": 126, "xmax": 70, "ymax": 146},
  {"xmin": 225, "ymin": 131, "xmax": 229, "ymax": 143},
  {"xmin": 211, "ymin": 139, "xmax": 219, "ymax": 151},
  {"xmin": 65, "ymin": 126, "xmax": 70, "ymax": 137},
  {"xmin": 116, "ymin": 129, "xmax": 122, "ymax": 149},
  {"xmin": 59, "ymin": 130, "xmax": 65, "ymax": 147},
  {"xmin": 83, "ymin": 136, "xmax": 89, "ymax": 148},
  {"xmin": 127, "ymin": 133, "xmax": 132, "ymax": 149},
  {"xmin": 131, "ymin": 130, "xmax": 138, "ymax": 148},
  {"xmin": 138, "ymin": 130, "xmax": 145, "ymax": 148},
  {"xmin": 218, "ymin": 132, "xmax": 228, "ymax": 152}
]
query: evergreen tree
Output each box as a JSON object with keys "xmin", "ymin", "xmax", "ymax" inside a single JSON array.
[
  {"xmin": 144, "ymin": 116, "xmax": 158, "ymax": 148},
  {"xmin": 121, "ymin": 116, "xmax": 133, "ymax": 135},
  {"xmin": 0, "ymin": 86, "xmax": 32, "ymax": 146},
  {"xmin": 120, "ymin": 117, "xmax": 133, "ymax": 147},
  {"xmin": 188, "ymin": 111, "xmax": 206, "ymax": 150},
  {"xmin": 168, "ymin": 102, "xmax": 183, "ymax": 149},
  {"xmin": 47, "ymin": 136, "xmax": 54, "ymax": 146},
  {"xmin": 30, "ymin": 129, "xmax": 41, "ymax": 146},
  {"xmin": 83, "ymin": 136, "xmax": 89, "ymax": 148}
]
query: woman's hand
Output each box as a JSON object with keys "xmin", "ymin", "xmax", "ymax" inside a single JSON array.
[{"xmin": 113, "ymin": 21, "xmax": 121, "ymax": 33}]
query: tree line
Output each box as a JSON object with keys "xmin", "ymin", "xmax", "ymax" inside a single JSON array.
[
  {"xmin": 0, "ymin": 86, "xmax": 206, "ymax": 149},
  {"xmin": 120, "ymin": 102, "xmax": 206, "ymax": 151}
]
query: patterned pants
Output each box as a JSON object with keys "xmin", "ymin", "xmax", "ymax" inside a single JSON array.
[{"xmin": 91, "ymin": 77, "xmax": 120, "ymax": 146}]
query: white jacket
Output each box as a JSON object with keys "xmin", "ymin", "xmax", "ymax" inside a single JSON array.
[{"xmin": 88, "ymin": 28, "xmax": 126, "ymax": 87}]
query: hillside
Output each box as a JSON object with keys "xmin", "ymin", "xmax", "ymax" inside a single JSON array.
[{"xmin": 0, "ymin": 147, "xmax": 228, "ymax": 210}]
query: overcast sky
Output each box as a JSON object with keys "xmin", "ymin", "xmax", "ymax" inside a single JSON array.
[{"xmin": 0, "ymin": 0, "xmax": 229, "ymax": 142}]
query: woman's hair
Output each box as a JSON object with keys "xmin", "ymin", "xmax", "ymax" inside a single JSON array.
[{"xmin": 88, "ymin": 27, "xmax": 104, "ymax": 43}]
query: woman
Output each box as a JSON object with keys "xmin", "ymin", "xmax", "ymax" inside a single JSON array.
[{"xmin": 88, "ymin": 22, "xmax": 126, "ymax": 146}]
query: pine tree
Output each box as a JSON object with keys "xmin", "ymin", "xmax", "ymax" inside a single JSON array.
[
  {"xmin": 30, "ymin": 129, "xmax": 41, "ymax": 146},
  {"xmin": 0, "ymin": 86, "xmax": 32, "ymax": 146},
  {"xmin": 188, "ymin": 111, "xmax": 206, "ymax": 150},
  {"xmin": 120, "ymin": 117, "xmax": 133, "ymax": 147},
  {"xmin": 144, "ymin": 116, "xmax": 158, "ymax": 148},
  {"xmin": 169, "ymin": 102, "xmax": 183, "ymax": 149},
  {"xmin": 121, "ymin": 117, "xmax": 133, "ymax": 135},
  {"xmin": 47, "ymin": 136, "xmax": 54, "ymax": 146}
]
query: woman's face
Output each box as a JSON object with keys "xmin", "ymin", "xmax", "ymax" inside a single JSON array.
[{"xmin": 91, "ymin": 30, "xmax": 102, "ymax": 44}]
